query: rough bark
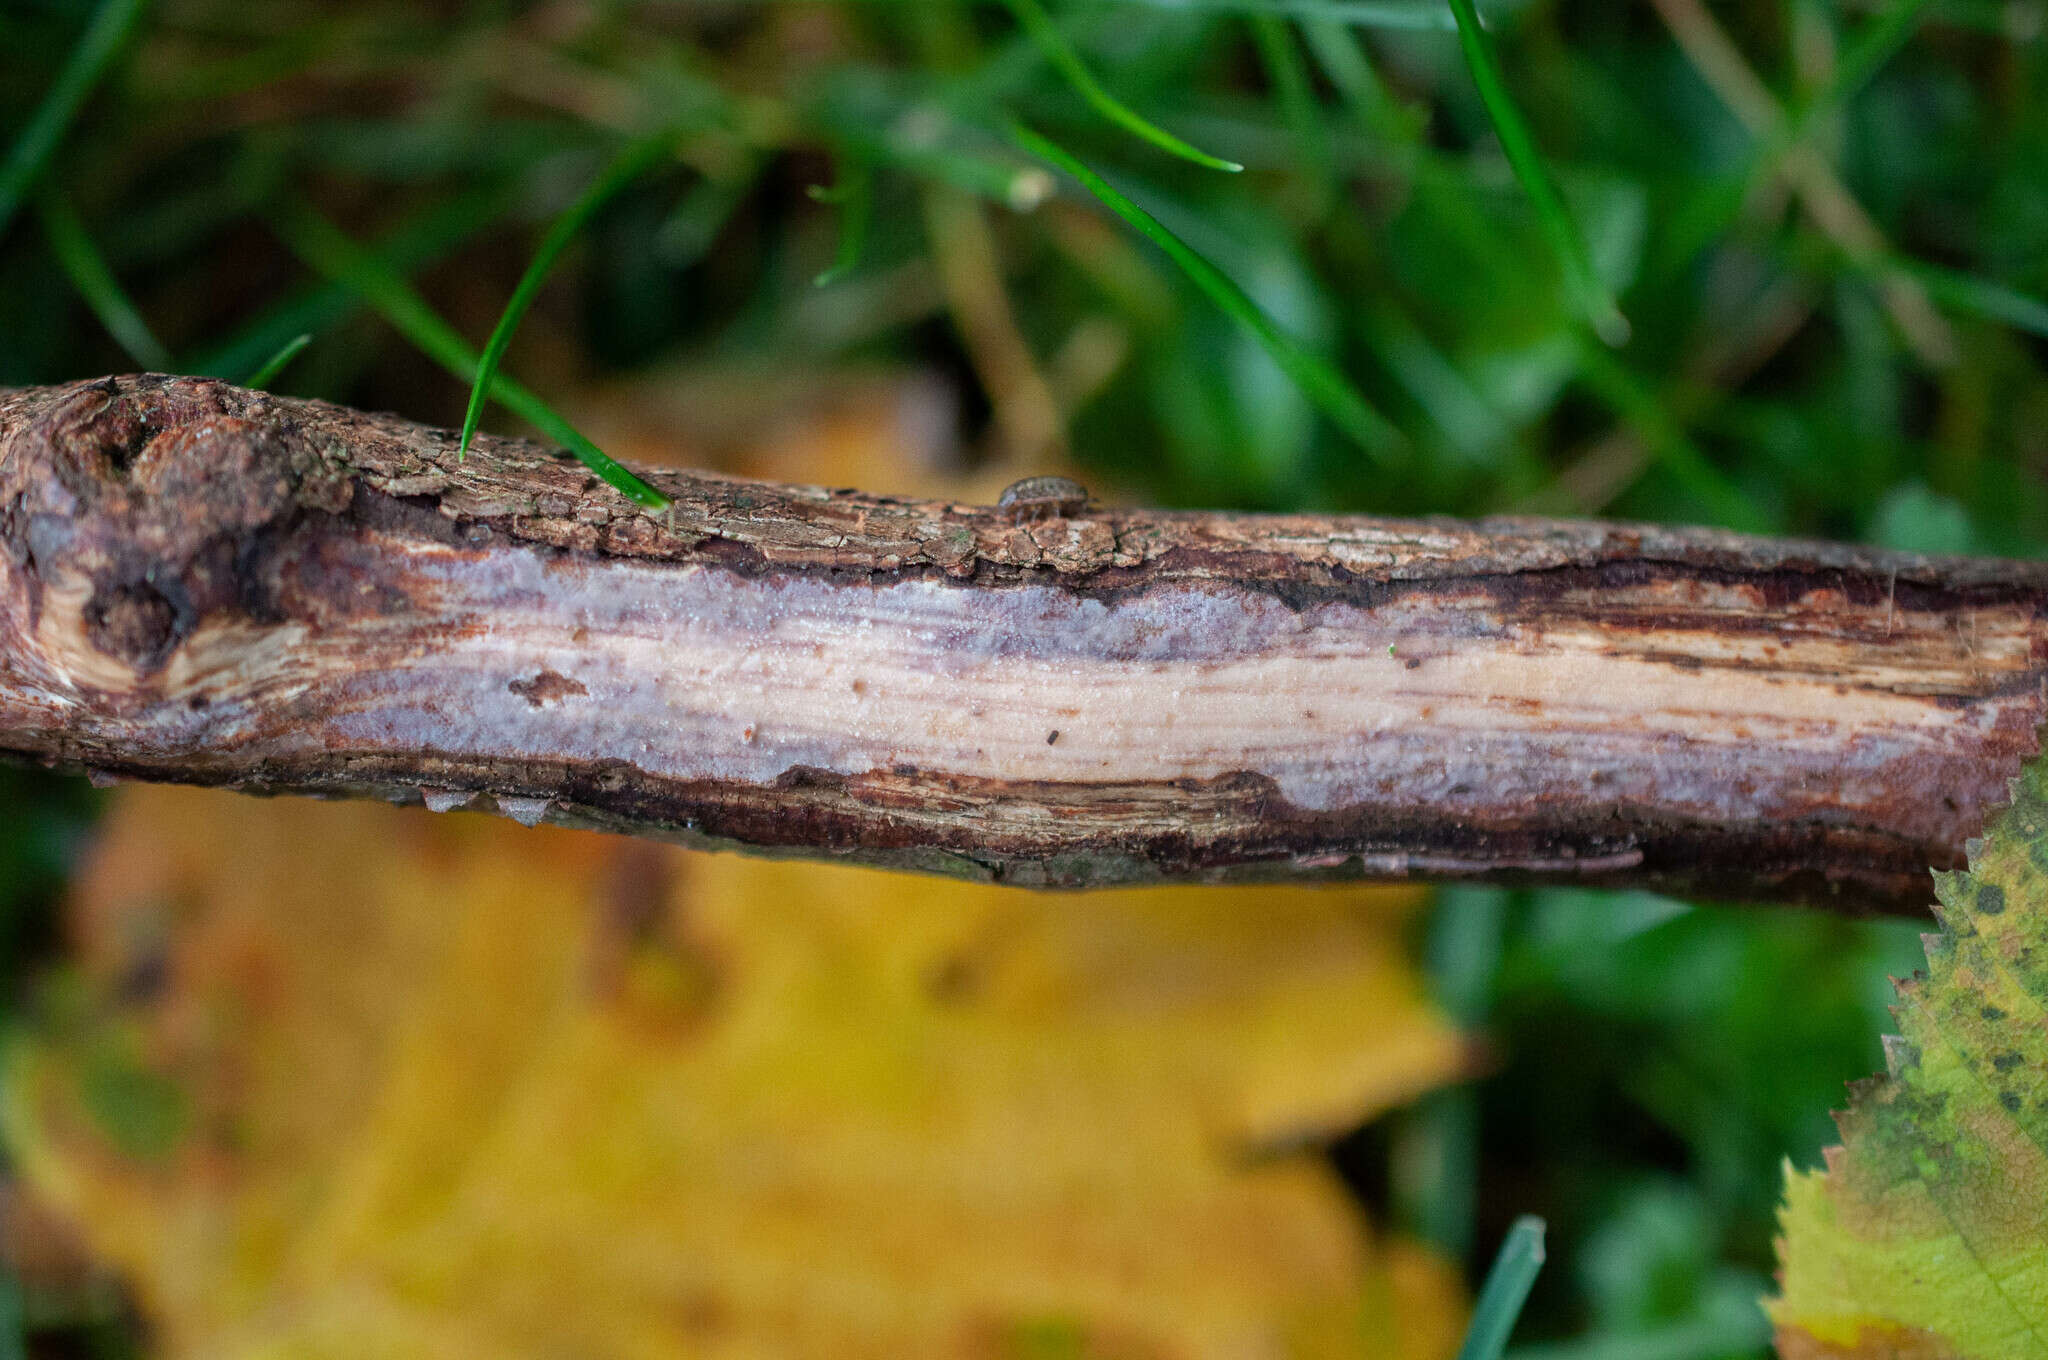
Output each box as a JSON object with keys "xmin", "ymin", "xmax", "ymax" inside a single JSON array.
[{"xmin": 2, "ymin": 373, "xmax": 2043, "ymax": 912}]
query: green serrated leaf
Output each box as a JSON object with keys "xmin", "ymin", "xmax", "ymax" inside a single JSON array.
[{"xmin": 1771, "ymin": 743, "xmax": 2048, "ymax": 1358}]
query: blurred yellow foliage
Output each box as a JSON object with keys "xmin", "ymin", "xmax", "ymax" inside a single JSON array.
[
  {"xmin": 5, "ymin": 347, "xmax": 1469, "ymax": 1356},
  {"xmin": 6, "ymin": 785, "xmax": 1469, "ymax": 1358}
]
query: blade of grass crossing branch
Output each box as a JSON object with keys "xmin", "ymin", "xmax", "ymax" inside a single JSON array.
[
  {"xmin": 272, "ymin": 202, "xmax": 668, "ymax": 510},
  {"xmin": 809, "ymin": 155, "xmax": 874, "ymax": 286},
  {"xmin": 1007, "ymin": 120, "xmax": 1404, "ymax": 466},
  {"xmin": 997, "ymin": 0, "xmax": 1242, "ymax": 172},
  {"xmin": 1456, "ymin": 1215, "xmax": 1547, "ymax": 1360},
  {"xmin": 37, "ymin": 188, "xmax": 173, "ymax": 370},
  {"xmin": 241, "ymin": 332, "xmax": 312, "ymax": 390},
  {"xmin": 0, "ymin": 0, "xmax": 151, "ymax": 243},
  {"xmin": 1442, "ymin": 0, "xmax": 1628, "ymax": 346},
  {"xmin": 459, "ymin": 133, "xmax": 673, "ymax": 459},
  {"xmin": 190, "ymin": 184, "xmax": 517, "ymax": 381}
]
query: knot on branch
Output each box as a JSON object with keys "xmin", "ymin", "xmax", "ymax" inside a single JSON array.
[{"xmin": 1, "ymin": 375, "xmax": 351, "ymax": 684}]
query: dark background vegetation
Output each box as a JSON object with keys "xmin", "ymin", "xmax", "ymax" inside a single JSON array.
[{"xmin": 3, "ymin": 0, "xmax": 2042, "ymax": 1353}]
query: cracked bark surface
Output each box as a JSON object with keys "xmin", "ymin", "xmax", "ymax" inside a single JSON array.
[{"xmin": 3, "ymin": 373, "xmax": 2045, "ymax": 912}]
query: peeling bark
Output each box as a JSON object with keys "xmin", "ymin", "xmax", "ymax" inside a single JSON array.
[{"xmin": 3, "ymin": 374, "xmax": 2044, "ymax": 912}]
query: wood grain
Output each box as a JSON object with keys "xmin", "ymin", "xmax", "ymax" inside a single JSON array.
[{"xmin": 3, "ymin": 374, "xmax": 2043, "ymax": 911}]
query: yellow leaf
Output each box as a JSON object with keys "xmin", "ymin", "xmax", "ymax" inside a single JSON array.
[{"xmin": 7, "ymin": 784, "xmax": 1469, "ymax": 1358}]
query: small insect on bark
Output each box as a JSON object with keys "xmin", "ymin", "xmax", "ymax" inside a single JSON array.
[{"xmin": 997, "ymin": 474, "xmax": 1090, "ymax": 524}]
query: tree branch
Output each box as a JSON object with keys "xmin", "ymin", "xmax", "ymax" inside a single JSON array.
[{"xmin": 3, "ymin": 374, "xmax": 2043, "ymax": 912}]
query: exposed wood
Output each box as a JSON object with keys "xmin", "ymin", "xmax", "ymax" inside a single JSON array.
[{"xmin": 2, "ymin": 374, "xmax": 2044, "ymax": 912}]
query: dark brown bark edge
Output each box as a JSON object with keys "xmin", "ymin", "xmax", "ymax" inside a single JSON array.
[{"xmin": 2, "ymin": 374, "xmax": 2043, "ymax": 913}]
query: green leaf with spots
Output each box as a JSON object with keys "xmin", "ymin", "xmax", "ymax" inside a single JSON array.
[{"xmin": 1771, "ymin": 747, "xmax": 2048, "ymax": 1358}]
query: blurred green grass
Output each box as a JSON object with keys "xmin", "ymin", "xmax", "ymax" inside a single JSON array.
[{"xmin": 1, "ymin": 0, "xmax": 2043, "ymax": 1354}]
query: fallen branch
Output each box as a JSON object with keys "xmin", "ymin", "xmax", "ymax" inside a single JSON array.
[{"xmin": 2, "ymin": 374, "xmax": 2042, "ymax": 912}]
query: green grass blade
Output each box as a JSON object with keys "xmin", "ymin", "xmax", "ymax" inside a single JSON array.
[
  {"xmin": 0, "ymin": 1264, "xmax": 24, "ymax": 1360},
  {"xmin": 36, "ymin": 188, "xmax": 172, "ymax": 370},
  {"xmin": 272, "ymin": 202, "xmax": 668, "ymax": 510},
  {"xmin": 1822, "ymin": 0, "xmax": 1932, "ymax": 115},
  {"xmin": 998, "ymin": 0, "xmax": 1242, "ymax": 172},
  {"xmin": 1456, "ymin": 1215, "xmax": 1546, "ymax": 1360},
  {"xmin": 1297, "ymin": 16, "xmax": 1397, "ymax": 134},
  {"xmin": 0, "ymin": 0, "xmax": 151, "ymax": 242},
  {"xmin": 1390, "ymin": 888, "xmax": 1507, "ymax": 1257},
  {"xmin": 241, "ymin": 332, "xmax": 312, "ymax": 390},
  {"xmin": 809, "ymin": 156, "xmax": 874, "ymax": 286},
  {"xmin": 1892, "ymin": 257, "xmax": 2048, "ymax": 339},
  {"xmin": 1655, "ymin": 0, "xmax": 1931, "ymax": 284},
  {"xmin": 1755, "ymin": 0, "xmax": 1935, "ymax": 196},
  {"xmin": 1248, "ymin": 15, "xmax": 1335, "ymax": 196},
  {"xmin": 660, "ymin": 167, "xmax": 757, "ymax": 266},
  {"xmin": 459, "ymin": 133, "xmax": 672, "ymax": 460},
  {"xmin": 1007, "ymin": 119, "xmax": 1403, "ymax": 466},
  {"xmin": 1572, "ymin": 338, "xmax": 1768, "ymax": 533},
  {"xmin": 1442, "ymin": 0, "xmax": 1628, "ymax": 346},
  {"xmin": 189, "ymin": 185, "xmax": 515, "ymax": 381},
  {"xmin": 1090, "ymin": 0, "xmax": 1458, "ymax": 28}
]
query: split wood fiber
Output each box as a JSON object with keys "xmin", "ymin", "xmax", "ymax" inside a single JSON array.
[{"xmin": 4, "ymin": 375, "xmax": 2044, "ymax": 911}]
